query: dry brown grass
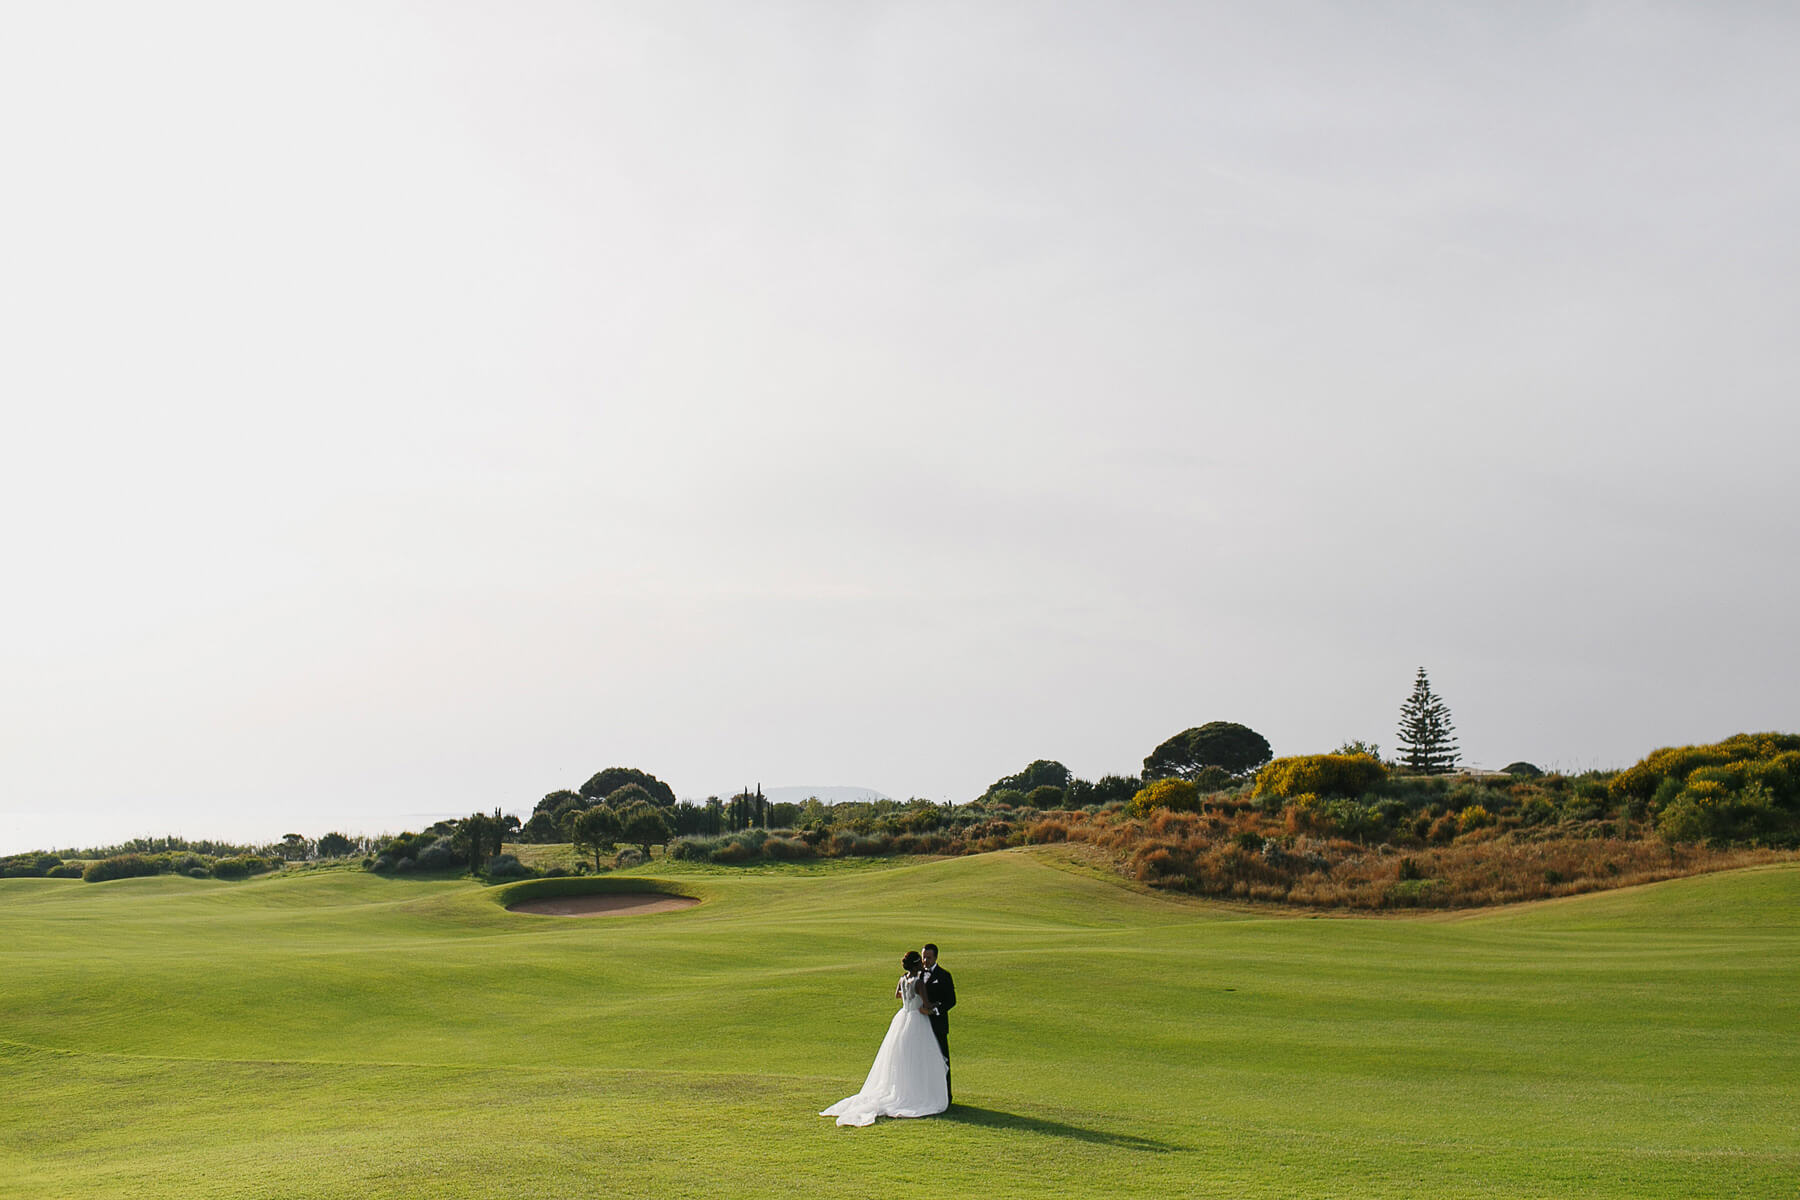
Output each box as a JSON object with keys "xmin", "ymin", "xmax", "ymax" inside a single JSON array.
[{"xmin": 1046, "ymin": 807, "xmax": 1797, "ymax": 910}]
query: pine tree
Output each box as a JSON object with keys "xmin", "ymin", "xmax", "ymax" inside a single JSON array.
[{"xmin": 1396, "ymin": 667, "xmax": 1460, "ymax": 774}]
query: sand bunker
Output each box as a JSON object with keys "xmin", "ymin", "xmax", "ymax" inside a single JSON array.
[{"xmin": 507, "ymin": 892, "xmax": 698, "ymax": 918}]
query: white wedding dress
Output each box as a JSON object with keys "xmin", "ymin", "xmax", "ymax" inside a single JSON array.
[{"xmin": 820, "ymin": 973, "xmax": 949, "ymax": 1126}]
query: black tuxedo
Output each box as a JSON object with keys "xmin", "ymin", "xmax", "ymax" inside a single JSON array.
[{"xmin": 921, "ymin": 962, "xmax": 956, "ymax": 1100}]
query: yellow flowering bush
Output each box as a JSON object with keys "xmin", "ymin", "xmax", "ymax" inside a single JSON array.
[
  {"xmin": 1253, "ymin": 753, "xmax": 1388, "ymax": 800},
  {"xmin": 1457, "ymin": 805, "xmax": 1492, "ymax": 832},
  {"xmin": 1127, "ymin": 777, "xmax": 1202, "ymax": 817},
  {"xmin": 1611, "ymin": 733, "xmax": 1800, "ymax": 846}
]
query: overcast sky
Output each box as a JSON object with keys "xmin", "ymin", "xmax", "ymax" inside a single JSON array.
[{"xmin": 4, "ymin": 2, "xmax": 1797, "ymax": 853}]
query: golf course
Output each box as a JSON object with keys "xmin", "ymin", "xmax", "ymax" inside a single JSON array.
[{"xmin": 4, "ymin": 848, "xmax": 1795, "ymax": 1198}]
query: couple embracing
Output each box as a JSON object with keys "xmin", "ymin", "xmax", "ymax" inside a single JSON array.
[{"xmin": 821, "ymin": 943, "xmax": 956, "ymax": 1127}]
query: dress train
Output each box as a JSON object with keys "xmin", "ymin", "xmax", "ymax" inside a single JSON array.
[{"xmin": 820, "ymin": 974, "xmax": 948, "ymax": 1126}]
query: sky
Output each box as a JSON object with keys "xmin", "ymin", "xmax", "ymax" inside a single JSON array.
[{"xmin": 4, "ymin": 2, "xmax": 1798, "ymax": 854}]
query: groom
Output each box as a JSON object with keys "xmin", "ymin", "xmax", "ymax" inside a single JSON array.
[{"xmin": 920, "ymin": 942, "xmax": 956, "ymax": 1104}]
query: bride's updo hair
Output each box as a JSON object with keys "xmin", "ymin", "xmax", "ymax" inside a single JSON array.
[{"xmin": 901, "ymin": 950, "xmax": 923, "ymax": 973}]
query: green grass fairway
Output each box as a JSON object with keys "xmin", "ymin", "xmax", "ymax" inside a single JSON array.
[{"xmin": 4, "ymin": 850, "xmax": 1796, "ymax": 1198}]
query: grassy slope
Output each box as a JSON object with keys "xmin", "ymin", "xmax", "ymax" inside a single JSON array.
[{"xmin": 2, "ymin": 851, "xmax": 1795, "ymax": 1199}]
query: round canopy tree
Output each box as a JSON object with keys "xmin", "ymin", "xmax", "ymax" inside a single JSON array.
[
  {"xmin": 520, "ymin": 810, "xmax": 562, "ymax": 843},
  {"xmin": 579, "ymin": 767, "xmax": 676, "ymax": 807},
  {"xmin": 1143, "ymin": 722, "xmax": 1272, "ymax": 780},
  {"xmin": 316, "ymin": 832, "xmax": 357, "ymax": 859},
  {"xmin": 532, "ymin": 789, "xmax": 583, "ymax": 819},
  {"xmin": 983, "ymin": 759, "xmax": 1072, "ymax": 799},
  {"xmin": 601, "ymin": 782, "xmax": 657, "ymax": 809},
  {"xmin": 570, "ymin": 805, "xmax": 621, "ymax": 871},
  {"xmin": 618, "ymin": 801, "xmax": 673, "ymax": 858}
]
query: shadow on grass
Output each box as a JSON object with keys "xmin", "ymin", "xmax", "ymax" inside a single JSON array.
[{"xmin": 938, "ymin": 1104, "xmax": 1180, "ymax": 1152}]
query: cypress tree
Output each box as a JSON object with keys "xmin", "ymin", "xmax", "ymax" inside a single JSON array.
[{"xmin": 1396, "ymin": 667, "xmax": 1460, "ymax": 774}]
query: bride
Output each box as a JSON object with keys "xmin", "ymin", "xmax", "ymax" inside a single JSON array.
[{"xmin": 820, "ymin": 950, "xmax": 949, "ymax": 1126}]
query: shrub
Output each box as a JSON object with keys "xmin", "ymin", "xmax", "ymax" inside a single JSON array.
[
  {"xmin": 827, "ymin": 831, "xmax": 892, "ymax": 857},
  {"xmin": 1749, "ymin": 751, "xmax": 1800, "ymax": 806},
  {"xmin": 700, "ymin": 829, "xmax": 771, "ymax": 864},
  {"xmin": 415, "ymin": 837, "xmax": 458, "ymax": 871},
  {"xmin": 1137, "ymin": 847, "xmax": 1179, "ymax": 878},
  {"xmin": 1620, "ymin": 741, "xmax": 1800, "ymax": 845},
  {"xmin": 896, "ymin": 806, "xmax": 945, "ymax": 834},
  {"xmin": 1282, "ymin": 793, "xmax": 1320, "ymax": 834},
  {"xmin": 1561, "ymin": 779, "xmax": 1609, "ymax": 822},
  {"xmin": 1306, "ymin": 796, "xmax": 1390, "ymax": 840},
  {"xmin": 1611, "ymin": 733, "xmax": 1800, "ymax": 806},
  {"xmin": 1447, "ymin": 778, "xmax": 1506, "ymax": 809},
  {"xmin": 667, "ymin": 837, "xmax": 716, "ymax": 862},
  {"xmin": 1457, "ymin": 805, "xmax": 1493, "ymax": 833},
  {"xmin": 82, "ymin": 854, "xmax": 161, "ymax": 883},
  {"xmin": 1025, "ymin": 785, "xmax": 1067, "ymax": 809},
  {"xmin": 1517, "ymin": 797, "xmax": 1557, "ymax": 826},
  {"xmin": 1652, "ymin": 776, "xmax": 1792, "ymax": 845},
  {"xmin": 485, "ymin": 854, "xmax": 530, "ymax": 878},
  {"xmin": 613, "ymin": 848, "xmax": 646, "ymax": 869},
  {"xmin": 1, "ymin": 853, "xmax": 64, "ymax": 878},
  {"xmin": 765, "ymin": 835, "xmax": 815, "ymax": 860},
  {"xmin": 1387, "ymin": 878, "xmax": 1440, "ymax": 907},
  {"xmin": 210, "ymin": 856, "xmax": 273, "ymax": 880},
  {"xmin": 891, "ymin": 832, "xmax": 953, "ymax": 855},
  {"xmin": 1284, "ymin": 794, "xmax": 1392, "ymax": 839},
  {"xmin": 187, "ymin": 867, "xmax": 210, "ymax": 879},
  {"xmin": 1384, "ymin": 774, "xmax": 1451, "ymax": 806},
  {"xmin": 378, "ymin": 831, "xmax": 435, "ymax": 863},
  {"xmin": 1253, "ymin": 754, "xmax": 1388, "ymax": 800},
  {"xmin": 710, "ymin": 839, "xmax": 757, "ymax": 864},
  {"xmin": 1503, "ymin": 761, "xmax": 1544, "ymax": 779},
  {"xmin": 1190, "ymin": 765, "xmax": 1236, "ymax": 793},
  {"xmin": 48, "ymin": 863, "xmax": 84, "ymax": 879},
  {"xmin": 1128, "ymin": 778, "xmax": 1201, "ymax": 817},
  {"xmin": 316, "ymin": 832, "xmax": 358, "ymax": 858},
  {"xmin": 959, "ymin": 819, "xmax": 1014, "ymax": 846},
  {"xmin": 1656, "ymin": 795, "xmax": 1709, "ymax": 844},
  {"xmin": 1730, "ymin": 780, "xmax": 1789, "ymax": 837}
]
